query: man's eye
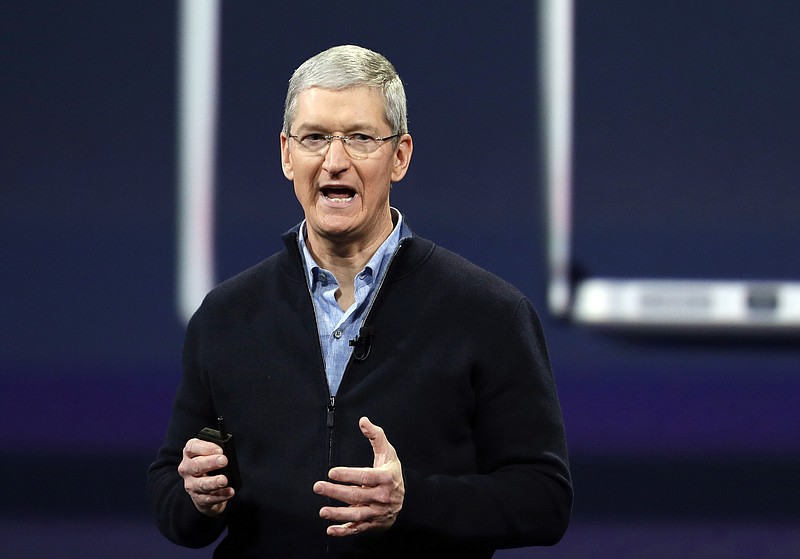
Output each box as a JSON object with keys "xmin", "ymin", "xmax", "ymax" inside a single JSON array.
[
  {"xmin": 350, "ymin": 133, "xmax": 374, "ymax": 143},
  {"xmin": 303, "ymin": 133, "xmax": 327, "ymax": 142}
]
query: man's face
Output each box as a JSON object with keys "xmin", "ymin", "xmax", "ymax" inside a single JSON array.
[{"xmin": 280, "ymin": 86, "xmax": 412, "ymax": 248}]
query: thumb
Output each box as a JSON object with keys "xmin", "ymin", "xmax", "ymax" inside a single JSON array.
[{"xmin": 359, "ymin": 416, "xmax": 397, "ymax": 467}]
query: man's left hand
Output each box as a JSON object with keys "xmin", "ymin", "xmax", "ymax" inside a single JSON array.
[{"xmin": 314, "ymin": 416, "xmax": 405, "ymax": 537}]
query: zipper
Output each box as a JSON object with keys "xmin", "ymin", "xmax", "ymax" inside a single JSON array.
[
  {"xmin": 298, "ymin": 247, "xmax": 336, "ymax": 556},
  {"xmin": 321, "ymin": 240, "xmax": 407, "ymax": 459},
  {"xmin": 326, "ymin": 395, "xmax": 334, "ymax": 559},
  {"xmin": 327, "ymin": 395, "xmax": 336, "ymax": 428},
  {"xmin": 297, "ymin": 245, "xmax": 334, "ymax": 421},
  {"xmin": 301, "ymin": 236, "xmax": 407, "ymax": 556},
  {"xmin": 324, "ymin": 240, "xmax": 405, "ymax": 458}
]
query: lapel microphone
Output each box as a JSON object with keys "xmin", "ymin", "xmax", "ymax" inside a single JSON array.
[{"xmin": 349, "ymin": 326, "xmax": 374, "ymax": 361}]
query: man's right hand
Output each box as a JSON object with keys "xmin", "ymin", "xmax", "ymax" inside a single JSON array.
[{"xmin": 178, "ymin": 438, "xmax": 235, "ymax": 516}]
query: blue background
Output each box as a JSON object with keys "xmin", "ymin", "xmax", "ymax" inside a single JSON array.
[{"xmin": 2, "ymin": 1, "xmax": 798, "ymax": 557}]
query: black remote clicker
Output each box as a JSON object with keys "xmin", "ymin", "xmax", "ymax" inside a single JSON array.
[{"xmin": 198, "ymin": 417, "xmax": 242, "ymax": 491}]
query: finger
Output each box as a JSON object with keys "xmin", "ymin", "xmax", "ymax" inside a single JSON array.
[
  {"xmin": 180, "ymin": 453, "xmax": 228, "ymax": 477},
  {"xmin": 326, "ymin": 521, "xmax": 365, "ymax": 538},
  {"xmin": 185, "ymin": 471, "xmax": 229, "ymax": 496},
  {"xmin": 197, "ymin": 473, "xmax": 231, "ymax": 493},
  {"xmin": 184, "ymin": 438, "xmax": 224, "ymax": 458},
  {"xmin": 319, "ymin": 503, "xmax": 382, "ymax": 524},
  {"xmin": 192, "ymin": 486, "xmax": 235, "ymax": 516},
  {"xmin": 314, "ymin": 479, "xmax": 374, "ymax": 505},
  {"xmin": 197, "ymin": 486, "xmax": 235, "ymax": 502},
  {"xmin": 327, "ymin": 466, "xmax": 390, "ymax": 487},
  {"xmin": 358, "ymin": 417, "xmax": 397, "ymax": 467}
]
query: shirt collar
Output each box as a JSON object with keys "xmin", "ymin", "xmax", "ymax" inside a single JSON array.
[{"xmin": 298, "ymin": 208, "xmax": 405, "ymax": 291}]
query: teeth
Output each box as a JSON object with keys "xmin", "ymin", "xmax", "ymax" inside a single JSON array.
[{"xmin": 322, "ymin": 189, "xmax": 355, "ymax": 203}]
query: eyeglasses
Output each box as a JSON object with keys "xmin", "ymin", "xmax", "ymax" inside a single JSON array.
[{"xmin": 287, "ymin": 132, "xmax": 400, "ymax": 160}]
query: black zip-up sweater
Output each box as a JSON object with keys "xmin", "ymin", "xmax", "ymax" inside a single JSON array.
[{"xmin": 148, "ymin": 227, "xmax": 572, "ymax": 558}]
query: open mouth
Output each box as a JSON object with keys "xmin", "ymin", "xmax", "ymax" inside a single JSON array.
[{"xmin": 321, "ymin": 186, "xmax": 356, "ymax": 203}]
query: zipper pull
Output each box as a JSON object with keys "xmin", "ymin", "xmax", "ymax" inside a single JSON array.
[{"xmin": 327, "ymin": 395, "xmax": 336, "ymax": 428}]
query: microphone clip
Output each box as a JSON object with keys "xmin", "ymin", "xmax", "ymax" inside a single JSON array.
[{"xmin": 349, "ymin": 326, "xmax": 374, "ymax": 361}]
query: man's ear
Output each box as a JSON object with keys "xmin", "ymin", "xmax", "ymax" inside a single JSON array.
[
  {"xmin": 280, "ymin": 133, "xmax": 294, "ymax": 180},
  {"xmin": 390, "ymin": 134, "xmax": 413, "ymax": 183}
]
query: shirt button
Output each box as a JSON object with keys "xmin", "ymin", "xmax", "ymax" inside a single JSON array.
[{"xmin": 333, "ymin": 329, "xmax": 343, "ymax": 339}]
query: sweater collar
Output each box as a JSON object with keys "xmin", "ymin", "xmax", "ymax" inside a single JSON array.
[
  {"xmin": 281, "ymin": 213, "xmax": 423, "ymax": 283},
  {"xmin": 282, "ymin": 210, "xmax": 413, "ymax": 254}
]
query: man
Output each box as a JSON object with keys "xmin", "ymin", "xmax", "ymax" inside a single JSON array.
[{"xmin": 148, "ymin": 45, "xmax": 572, "ymax": 558}]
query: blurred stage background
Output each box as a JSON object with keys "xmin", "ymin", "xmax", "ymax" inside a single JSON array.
[{"xmin": 2, "ymin": 1, "xmax": 798, "ymax": 557}]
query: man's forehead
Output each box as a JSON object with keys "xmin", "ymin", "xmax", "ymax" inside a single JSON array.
[{"xmin": 293, "ymin": 86, "xmax": 387, "ymax": 130}]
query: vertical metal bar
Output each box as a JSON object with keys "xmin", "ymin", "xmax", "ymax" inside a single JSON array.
[
  {"xmin": 176, "ymin": 0, "xmax": 220, "ymax": 323},
  {"xmin": 538, "ymin": 0, "xmax": 574, "ymax": 318}
]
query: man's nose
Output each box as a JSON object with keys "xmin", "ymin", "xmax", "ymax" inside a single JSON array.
[{"xmin": 322, "ymin": 137, "xmax": 351, "ymax": 174}]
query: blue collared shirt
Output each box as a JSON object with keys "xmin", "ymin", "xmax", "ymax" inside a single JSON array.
[{"xmin": 298, "ymin": 210, "xmax": 406, "ymax": 396}]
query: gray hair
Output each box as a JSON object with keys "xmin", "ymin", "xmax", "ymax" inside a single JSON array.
[{"xmin": 282, "ymin": 45, "xmax": 408, "ymax": 135}]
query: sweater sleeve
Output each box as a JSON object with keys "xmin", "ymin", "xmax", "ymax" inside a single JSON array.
[
  {"xmin": 146, "ymin": 310, "xmax": 229, "ymax": 548},
  {"xmin": 391, "ymin": 297, "xmax": 572, "ymax": 547}
]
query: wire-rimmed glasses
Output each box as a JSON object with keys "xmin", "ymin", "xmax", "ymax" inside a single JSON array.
[{"xmin": 287, "ymin": 132, "xmax": 400, "ymax": 160}]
